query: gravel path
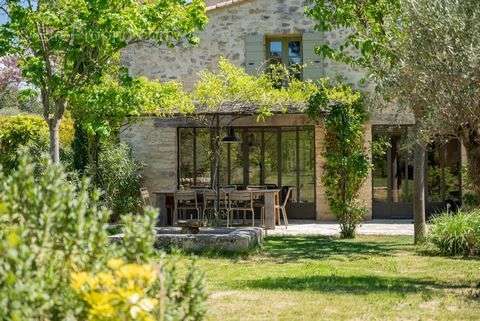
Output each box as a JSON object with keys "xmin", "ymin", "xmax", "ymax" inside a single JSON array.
[{"xmin": 267, "ymin": 219, "xmax": 415, "ymax": 236}]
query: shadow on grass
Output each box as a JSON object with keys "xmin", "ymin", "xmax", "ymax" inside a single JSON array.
[
  {"xmin": 262, "ymin": 235, "xmax": 408, "ymax": 262},
  {"xmin": 236, "ymin": 274, "xmax": 465, "ymax": 294}
]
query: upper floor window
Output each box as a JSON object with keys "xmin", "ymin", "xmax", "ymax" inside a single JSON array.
[{"xmin": 266, "ymin": 36, "xmax": 303, "ymax": 82}]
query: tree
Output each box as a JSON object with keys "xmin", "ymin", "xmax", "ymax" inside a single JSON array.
[
  {"xmin": 70, "ymin": 69, "xmax": 194, "ymax": 182},
  {"xmin": 305, "ymin": 0, "xmax": 431, "ymax": 242},
  {"xmin": 0, "ymin": 0, "xmax": 207, "ymax": 163},
  {"xmin": 0, "ymin": 55, "xmax": 40, "ymax": 114},
  {"xmin": 382, "ymin": 0, "xmax": 480, "ymax": 203}
]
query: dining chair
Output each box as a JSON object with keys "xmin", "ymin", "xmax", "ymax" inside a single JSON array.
[
  {"xmin": 202, "ymin": 190, "xmax": 228, "ymax": 222},
  {"xmin": 173, "ymin": 190, "xmax": 201, "ymax": 225},
  {"xmin": 140, "ymin": 188, "xmax": 151, "ymax": 206},
  {"xmin": 275, "ymin": 187, "xmax": 293, "ymax": 228},
  {"xmin": 227, "ymin": 191, "xmax": 263, "ymax": 227}
]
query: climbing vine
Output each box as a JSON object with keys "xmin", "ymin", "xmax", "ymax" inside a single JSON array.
[{"xmin": 307, "ymin": 82, "xmax": 370, "ymax": 238}]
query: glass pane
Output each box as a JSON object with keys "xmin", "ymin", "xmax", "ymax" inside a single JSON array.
[
  {"xmin": 195, "ymin": 128, "xmax": 212, "ymax": 187},
  {"xmin": 264, "ymin": 130, "xmax": 279, "ymax": 186},
  {"xmin": 298, "ymin": 128, "xmax": 315, "ymax": 202},
  {"xmin": 230, "ymin": 131, "xmax": 244, "ymax": 186},
  {"xmin": 281, "ymin": 129, "xmax": 297, "ymax": 191},
  {"xmin": 372, "ymin": 130, "xmax": 389, "ymax": 202},
  {"xmin": 427, "ymin": 140, "xmax": 461, "ymax": 202},
  {"xmin": 268, "ymin": 41, "xmax": 283, "ymax": 64},
  {"xmin": 218, "ymin": 129, "xmax": 229, "ymax": 187},
  {"xmin": 247, "ymin": 131, "xmax": 262, "ymax": 186},
  {"xmin": 288, "ymin": 41, "xmax": 302, "ymax": 65},
  {"xmin": 179, "ymin": 128, "xmax": 194, "ymax": 188},
  {"xmin": 397, "ymin": 136, "xmax": 413, "ymax": 203}
]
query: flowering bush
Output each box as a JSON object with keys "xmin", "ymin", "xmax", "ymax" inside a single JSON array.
[
  {"xmin": 72, "ymin": 259, "xmax": 159, "ymax": 321},
  {"xmin": 0, "ymin": 153, "xmax": 206, "ymax": 321},
  {"xmin": 0, "ymin": 114, "xmax": 74, "ymax": 172}
]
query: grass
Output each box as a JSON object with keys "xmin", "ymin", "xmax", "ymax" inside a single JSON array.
[{"xmin": 171, "ymin": 235, "xmax": 480, "ymax": 321}]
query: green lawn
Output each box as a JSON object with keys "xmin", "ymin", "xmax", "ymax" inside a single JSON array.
[{"xmin": 174, "ymin": 235, "xmax": 480, "ymax": 321}]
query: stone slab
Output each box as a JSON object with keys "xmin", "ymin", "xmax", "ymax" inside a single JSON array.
[{"xmin": 154, "ymin": 227, "xmax": 264, "ymax": 252}]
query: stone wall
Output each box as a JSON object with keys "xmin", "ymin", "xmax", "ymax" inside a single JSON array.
[
  {"xmin": 122, "ymin": 0, "xmax": 366, "ymax": 91},
  {"xmin": 120, "ymin": 118, "xmax": 178, "ymax": 194},
  {"xmin": 122, "ymin": 0, "xmax": 413, "ymax": 125}
]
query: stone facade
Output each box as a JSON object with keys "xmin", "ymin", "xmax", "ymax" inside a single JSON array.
[
  {"xmin": 120, "ymin": 0, "xmax": 414, "ymax": 221},
  {"xmin": 122, "ymin": 0, "xmax": 366, "ymax": 90},
  {"xmin": 120, "ymin": 118, "xmax": 178, "ymax": 194}
]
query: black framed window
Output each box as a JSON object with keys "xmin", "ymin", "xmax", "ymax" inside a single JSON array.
[{"xmin": 177, "ymin": 126, "xmax": 315, "ymax": 203}]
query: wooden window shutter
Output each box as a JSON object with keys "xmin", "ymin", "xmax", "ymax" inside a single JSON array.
[
  {"xmin": 302, "ymin": 32, "xmax": 324, "ymax": 80},
  {"xmin": 244, "ymin": 34, "xmax": 265, "ymax": 76}
]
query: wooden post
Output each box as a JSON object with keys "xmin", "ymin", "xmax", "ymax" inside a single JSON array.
[{"xmin": 263, "ymin": 190, "xmax": 278, "ymax": 229}]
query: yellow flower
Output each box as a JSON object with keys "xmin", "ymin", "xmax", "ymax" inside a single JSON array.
[
  {"xmin": 117, "ymin": 263, "xmax": 156, "ymax": 286},
  {"xmin": 107, "ymin": 258, "xmax": 124, "ymax": 270},
  {"xmin": 71, "ymin": 272, "xmax": 89, "ymax": 291},
  {"xmin": 96, "ymin": 272, "xmax": 115, "ymax": 288},
  {"xmin": 6, "ymin": 231, "xmax": 20, "ymax": 248},
  {"xmin": 71, "ymin": 262, "xmax": 159, "ymax": 321}
]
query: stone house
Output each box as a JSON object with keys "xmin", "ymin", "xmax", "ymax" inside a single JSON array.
[{"xmin": 120, "ymin": 0, "xmax": 463, "ymax": 221}]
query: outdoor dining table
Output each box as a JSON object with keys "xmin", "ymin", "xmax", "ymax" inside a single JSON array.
[
  {"xmin": 153, "ymin": 189, "xmax": 281, "ymax": 229},
  {"xmin": 245, "ymin": 189, "xmax": 281, "ymax": 230}
]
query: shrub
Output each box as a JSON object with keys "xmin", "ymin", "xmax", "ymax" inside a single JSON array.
[
  {"xmin": 93, "ymin": 142, "xmax": 143, "ymax": 221},
  {"xmin": 71, "ymin": 259, "xmax": 159, "ymax": 321},
  {"xmin": 0, "ymin": 153, "xmax": 206, "ymax": 321},
  {"xmin": 428, "ymin": 210, "xmax": 480, "ymax": 256},
  {"xmin": 0, "ymin": 114, "xmax": 74, "ymax": 172}
]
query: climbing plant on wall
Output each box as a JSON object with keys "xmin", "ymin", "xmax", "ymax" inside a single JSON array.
[{"xmin": 307, "ymin": 82, "xmax": 370, "ymax": 238}]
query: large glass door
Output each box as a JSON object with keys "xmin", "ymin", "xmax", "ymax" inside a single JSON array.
[
  {"xmin": 178, "ymin": 126, "xmax": 316, "ymax": 219},
  {"xmin": 372, "ymin": 126, "xmax": 462, "ymax": 219}
]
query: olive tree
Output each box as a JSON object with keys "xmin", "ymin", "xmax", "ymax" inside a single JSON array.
[
  {"xmin": 307, "ymin": 0, "xmax": 480, "ymax": 242},
  {"xmin": 0, "ymin": 0, "xmax": 207, "ymax": 163},
  {"xmin": 384, "ymin": 0, "xmax": 480, "ymax": 202}
]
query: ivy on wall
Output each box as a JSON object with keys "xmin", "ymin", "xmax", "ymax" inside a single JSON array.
[{"xmin": 307, "ymin": 82, "xmax": 370, "ymax": 238}]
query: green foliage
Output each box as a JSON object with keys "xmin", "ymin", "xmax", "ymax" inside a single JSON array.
[
  {"xmin": 116, "ymin": 209, "xmax": 157, "ymax": 263},
  {"xmin": 427, "ymin": 167, "xmax": 458, "ymax": 202},
  {"xmin": 0, "ymin": 153, "xmax": 111, "ymax": 320},
  {"xmin": 92, "ymin": 142, "xmax": 143, "ymax": 221},
  {"xmin": 308, "ymin": 82, "xmax": 370, "ymax": 238},
  {"xmin": 305, "ymin": 0, "xmax": 402, "ymax": 70},
  {"xmin": 0, "ymin": 153, "xmax": 207, "ymax": 320},
  {"xmin": 71, "ymin": 73, "xmax": 194, "ymax": 138},
  {"xmin": 428, "ymin": 210, "xmax": 480, "ymax": 256},
  {"xmin": 0, "ymin": 0, "xmax": 207, "ymax": 161},
  {"xmin": 0, "ymin": 114, "xmax": 73, "ymax": 171},
  {"xmin": 193, "ymin": 57, "xmax": 317, "ymax": 119},
  {"xmin": 72, "ymin": 121, "xmax": 89, "ymax": 174},
  {"xmin": 461, "ymin": 165, "xmax": 480, "ymax": 208}
]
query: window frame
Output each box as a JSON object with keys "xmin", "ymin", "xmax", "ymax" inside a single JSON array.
[{"xmin": 265, "ymin": 36, "xmax": 303, "ymax": 69}]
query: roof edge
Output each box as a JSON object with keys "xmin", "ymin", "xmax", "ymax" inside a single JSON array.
[{"xmin": 206, "ymin": 0, "xmax": 253, "ymax": 12}]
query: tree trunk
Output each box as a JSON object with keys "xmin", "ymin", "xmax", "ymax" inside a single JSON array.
[
  {"xmin": 413, "ymin": 132, "xmax": 427, "ymax": 244},
  {"xmin": 48, "ymin": 117, "xmax": 61, "ymax": 164},
  {"xmin": 461, "ymin": 127, "xmax": 480, "ymax": 199}
]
